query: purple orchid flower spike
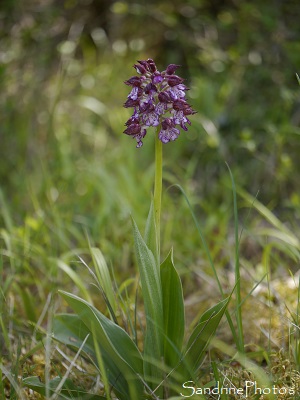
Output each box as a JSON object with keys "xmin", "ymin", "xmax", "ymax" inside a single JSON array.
[{"xmin": 123, "ymin": 58, "xmax": 196, "ymax": 147}]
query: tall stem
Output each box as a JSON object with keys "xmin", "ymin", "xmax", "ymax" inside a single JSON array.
[{"xmin": 154, "ymin": 128, "xmax": 163, "ymax": 260}]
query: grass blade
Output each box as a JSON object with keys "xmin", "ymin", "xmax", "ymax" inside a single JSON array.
[
  {"xmin": 237, "ymin": 187, "xmax": 299, "ymax": 249},
  {"xmin": 226, "ymin": 163, "xmax": 244, "ymax": 353}
]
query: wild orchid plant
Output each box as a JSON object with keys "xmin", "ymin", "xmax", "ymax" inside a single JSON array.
[{"xmin": 24, "ymin": 59, "xmax": 231, "ymax": 399}]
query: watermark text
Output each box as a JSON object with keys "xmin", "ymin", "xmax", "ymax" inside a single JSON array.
[{"xmin": 180, "ymin": 380, "xmax": 295, "ymax": 397}]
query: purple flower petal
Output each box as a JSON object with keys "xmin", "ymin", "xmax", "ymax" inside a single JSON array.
[
  {"xmin": 167, "ymin": 75, "xmax": 184, "ymax": 87},
  {"xmin": 152, "ymin": 72, "xmax": 163, "ymax": 84},
  {"xmin": 166, "ymin": 64, "xmax": 181, "ymax": 75},
  {"xmin": 155, "ymin": 102, "xmax": 167, "ymax": 115},
  {"xmin": 127, "ymin": 86, "xmax": 142, "ymax": 100},
  {"xmin": 134, "ymin": 127, "xmax": 147, "ymax": 147},
  {"xmin": 173, "ymin": 99, "xmax": 196, "ymax": 115},
  {"xmin": 146, "ymin": 58, "xmax": 157, "ymax": 73},
  {"xmin": 158, "ymin": 91, "xmax": 171, "ymax": 103},
  {"xmin": 142, "ymin": 109, "xmax": 160, "ymax": 126},
  {"xmin": 144, "ymin": 83, "xmax": 157, "ymax": 94},
  {"xmin": 133, "ymin": 63, "xmax": 147, "ymax": 74},
  {"xmin": 159, "ymin": 118, "xmax": 180, "ymax": 143},
  {"xmin": 124, "ymin": 76, "xmax": 142, "ymax": 86},
  {"xmin": 172, "ymin": 110, "xmax": 187, "ymax": 125},
  {"xmin": 124, "ymin": 98, "xmax": 140, "ymax": 108},
  {"xmin": 124, "ymin": 123, "xmax": 141, "ymax": 135}
]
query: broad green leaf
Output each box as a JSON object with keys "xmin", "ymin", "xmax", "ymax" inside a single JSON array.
[
  {"xmin": 53, "ymin": 314, "xmax": 97, "ymax": 359},
  {"xmin": 53, "ymin": 314, "xmax": 129, "ymax": 399},
  {"xmin": 58, "ymin": 291, "xmax": 144, "ymax": 400},
  {"xmin": 23, "ymin": 376, "xmax": 106, "ymax": 399},
  {"xmin": 132, "ymin": 218, "xmax": 164, "ymax": 392},
  {"xmin": 90, "ymin": 247, "xmax": 117, "ymax": 314},
  {"xmin": 144, "ymin": 200, "xmax": 159, "ymax": 267},
  {"xmin": 180, "ymin": 297, "xmax": 230, "ymax": 378},
  {"xmin": 160, "ymin": 249, "xmax": 185, "ymax": 368}
]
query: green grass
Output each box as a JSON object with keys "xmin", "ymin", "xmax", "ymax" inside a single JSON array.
[{"xmin": 2, "ymin": 150, "xmax": 300, "ymax": 398}]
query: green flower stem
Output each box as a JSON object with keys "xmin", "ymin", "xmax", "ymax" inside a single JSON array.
[{"xmin": 154, "ymin": 127, "xmax": 163, "ymax": 260}]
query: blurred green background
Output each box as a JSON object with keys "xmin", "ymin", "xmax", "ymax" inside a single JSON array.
[{"xmin": 1, "ymin": 0, "xmax": 300, "ymax": 287}]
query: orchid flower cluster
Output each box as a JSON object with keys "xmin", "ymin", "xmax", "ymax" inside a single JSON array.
[{"xmin": 123, "ymin": 58, "xmax": 196, "ymax": 147}]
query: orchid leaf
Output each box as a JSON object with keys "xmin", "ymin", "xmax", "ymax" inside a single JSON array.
[
  {"xmin": 144, "ymin": 200, "xmax": 159, "ymax": 267},
  {"xmin": 160, "ymin": 249, "xmax": 185, "ymax": 368},
  {"xmin": 22, "ymin": 376, "xmax": 106, "ymax": 399},
  {"xmin": 53, "ymin": 313, "xmax": 97, "ymax": 360},
  {"xmin": 132, "ymin": 217, "xmax": 164, "ymax": 393},
  {"xmin": 53, "ymin": 313, "xmax": 136, "ymax": 399},
  {"xmin": 58, "ymin": 291, "xmax": 144, "ymax": 400},
  {"xmin": 90, "ymin": 247, "xmax": 117, "ymax": 315},
  {"xmin": 179, "ymin": 297, "xmax": 230, "ymax": 379}
]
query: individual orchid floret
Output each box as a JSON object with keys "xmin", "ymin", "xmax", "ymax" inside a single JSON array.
[
  {"xmin": 158, "ymin": 118, "xmax": 180, "ymax": 143},
  {"xmin": 166, "ymin": 64, "xmax": 181, "ymax": 75},
  {"xmin": 123, "ymin": 58, "xmax": 196, "ymax": 147}
]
